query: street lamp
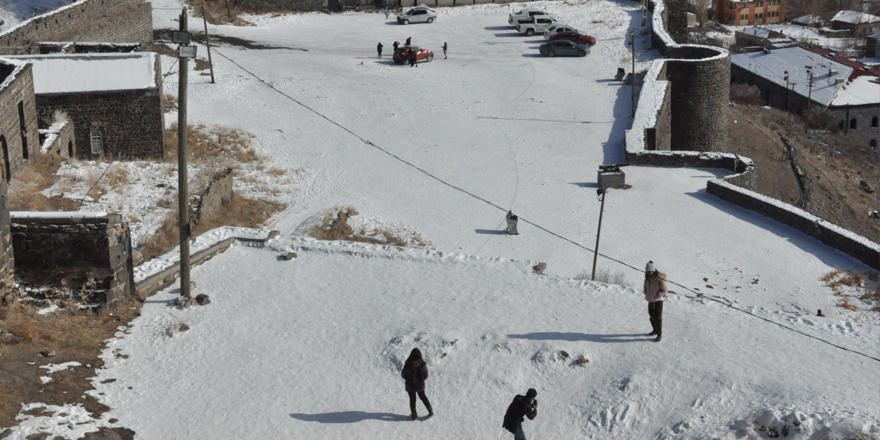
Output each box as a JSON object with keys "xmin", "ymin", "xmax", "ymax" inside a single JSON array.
[
  {"xmin": 630, "ymin": 30, "xmax": 636, "ymax": 118},
  {"xmin": 176, "ymin": 8, "xmax": 194, "ymax": 307}
]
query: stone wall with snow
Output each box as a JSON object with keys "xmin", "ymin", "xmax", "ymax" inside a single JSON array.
[
  {"xmin": 0, "ymin": 59, "xmax": 39, "ymax": 181},
  {"xmin": 0, "ymin": 180, "xmax": 14, "ymax": 289},
  {"xmin": 39, "ymin": 118, "xmax": 75, "ymax": 159},
  {"xmin": 0, "ymin": 0, "xmax": 153, "ymax": 55},
  {"xmin": 189, "ymin": 168, "xmax": 233, "ymax": 233},
  {"xmin": 624, "ymin": 0, "xmax": 880, "ymax": 270},
  {"xmin": 10, "ymin": 213, "xmax": 134, "ymax": 311}
]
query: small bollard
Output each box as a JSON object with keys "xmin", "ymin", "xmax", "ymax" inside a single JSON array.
[{"xmin": 506, "ymin": 211, "xmax": 519, "ymax": 235}]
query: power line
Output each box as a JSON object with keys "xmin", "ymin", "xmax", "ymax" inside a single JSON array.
[{"xmin": 209, "ymin": 46, "xmax": 880, "ymax": 364}]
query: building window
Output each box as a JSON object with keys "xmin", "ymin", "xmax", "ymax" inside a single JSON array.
[
  {"xmin": 68, "ymin": 141, "xmax": 73, "ymax": 157},
  {"xmin": 851, "ymin": 118, "xmax": 858, "ymax": 129},
  {"xmin": 741, "ymin": 14, "xmax": 747, "ymax": 20},
  {"xmin": 90, "ymin": 127, "xmax": 104, "ymax": 155},
  {"xmin": 873, "ymin": 116, "xmax": 878, "ymax": 127},
  {"xmin": 0, "ymin": 136, "xmax": 8, "ymax": 182},
  {"xmin": 871, "ymin": 139, "xmax": 877, "ymax": 148},
  {"xmin": 17, "ymin": 101, "xmax": 27, "ymax": 160}
]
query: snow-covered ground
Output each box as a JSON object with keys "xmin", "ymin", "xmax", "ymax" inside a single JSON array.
[{"xmin": 2, "ymin": 0, "xmax": 880, "ymax": 438}]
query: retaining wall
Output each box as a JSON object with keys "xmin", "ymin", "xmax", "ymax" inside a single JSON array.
[
  {"xmin": 0, "ymin": 181, "xmax": 14, "ymax": 289},
  {"xmin": 0, "ymin": 0, "xmax": 153, "ymax": 55},
  {"xmin": 624, "ymin": 0, "xmax": 880, "ymax": 269},
  {"xmin": 10, "ymin": 213, "xmax": 135, "ymax": 310}
]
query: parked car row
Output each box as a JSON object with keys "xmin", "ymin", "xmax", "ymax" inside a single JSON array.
[{"xmin": 507, "ymin": 7, "xmax": 596, "ymax": 57}]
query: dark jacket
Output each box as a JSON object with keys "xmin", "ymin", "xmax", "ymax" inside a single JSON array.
[
  {"xmin": 401, "ymin": 360, "xmax": 428, "ymax": 392},
  {"xmin": 502, "ymin": 395, "xmax": 537, "ymax": 433}
]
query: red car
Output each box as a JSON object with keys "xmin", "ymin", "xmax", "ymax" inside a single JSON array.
[
  {"xmin": 392, "ymin": 46, "xmax": 435, "ymax": 64},
  {"xmin": 550, "ymin": 31, "xmax": 596, "ymax": 47}
]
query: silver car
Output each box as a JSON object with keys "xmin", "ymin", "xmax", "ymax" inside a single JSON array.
[
  {"xmin": 397, "ymin": 6, "xmax": 436, "ymax": 24},
  {"xmin": 539, "ymin": 40, "xmax": 591, "ymax": 57}
]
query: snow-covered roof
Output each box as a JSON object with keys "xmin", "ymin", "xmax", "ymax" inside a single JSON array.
[
  {"xmin": 829, "ymin": 75, "xmax": 880, "ymax": 106},
  {"xmin": 831, "ymin": 10, "xmax": 880, "ymax": 24},
  {"xmin": 2, "ymin": 53, "xmax": 156, "ymax": 94},
  {"xmin": 732, "ymin": 47, "xmax": 858, "ymax": 106},
  {"xmin": 737, "ymin": 26, "xmax": 773, "ymax": 39}
]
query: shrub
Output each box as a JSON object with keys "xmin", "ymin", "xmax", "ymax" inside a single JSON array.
[{"xmin": 730, "ymin": 83, "xmax": 764, "ymax": 105}]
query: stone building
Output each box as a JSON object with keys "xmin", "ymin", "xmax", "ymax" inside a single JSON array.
[
  {"xmin": 731, "ymin": 46, "xmax": 880, "ymax": 146},
  {"xmin": 5, "ymin": 52, "xmax": 165, "ymax": 160},
  {"xmin": 734, "ymin": 26, "xmax": 796, "ymax": 49},
  {"xmin": 831, "ymin": 11, "xmax": 880, "ymax": 38},
  {"xmin": 716, "ymin": 0, "xmax": 784, "ymax": 26},
  {"xmin": 0, "ymin": 0, "xmax": 153, "ymax": 56},
  {"xmin": 0, "ymin": 58, "xmax": 39, "ymax": 182}
]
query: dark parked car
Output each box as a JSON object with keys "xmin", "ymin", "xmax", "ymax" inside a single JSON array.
[
  {"xmin": 549, "ymin": 31, "xmax": 596, "ymax": 47},
  {"xmin": 539, "ymin": 40, "xmax": 591, "ymax": 57},
  {"xmin": 392, "ymin": 46, "xmax": 435, "ymax": 64}
]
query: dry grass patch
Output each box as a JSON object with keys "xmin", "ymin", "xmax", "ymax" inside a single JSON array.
[
  {"xmin": 8, "ymin": 154, "xmax": 79, "ymax": 212},
  {"xmin": 165, "ymin": 124, "xmax": 262, "ymax": 168},
  {"xmin": 575, "ymin": 267, "xmax": 631, "ymax": 286},
  {"xmin": 0, "ymin": 297, "xmax": 142, "ymax": 427},
  {"xmin": 308, "ymin": 207, "xmax": 430, "ymax": 248},
  {"xmin": 186, "ymin": 0, "xmax": 253, "ymax": 26},
  {"xmin": 823, "ymin": 268, "xmax": 879, "ymax": 313},
  {"xmin": 163, "ymin": 93, "xmax": 178, "ymax": 113}
]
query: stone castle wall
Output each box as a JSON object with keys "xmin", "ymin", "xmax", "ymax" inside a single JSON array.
[
  {"xmin": 0, "ymin": 62, "xmax": 40, "ymax": 181},
  {"xmin": 10, "ymin": 213, "xmax": 134, "ymax": 310},
  {"xmin": 0, "ymin": 0, "xmax": 153, "ymax": 55},
  {"xmin": 624, "ymin": 0, "xmax": 880, "ymax": 269},
  {"xmin": 0, "ymin": 181, "xmax": 14, "ymax": 289}
]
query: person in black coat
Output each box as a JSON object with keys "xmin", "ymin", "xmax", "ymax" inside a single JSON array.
[
  {"xmin": 377, "ymin": 42, "xmax": 383, "ymax": 58},
  {"xmin": 442, "ymin": 42, "xmax": 447, "ymax": 59},
  {"xmin": 502, "ymin": 388, "xmax": 537, "ymax": 440},
  {"xmin": 393, "ymin": 40, "xmax": 400, "ymax": 52},
  {"xmin": 408, "ymin": 49, "xmax": 417, "ymax": 67},
  {"xmin": 401, "ymin": 348, "xmax": 433, "ymax": 420},
  {"xmin": 405, "ymin": 36, "xmax": 412, "ymax": 46}
]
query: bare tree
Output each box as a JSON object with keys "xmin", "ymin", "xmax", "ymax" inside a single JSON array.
[{"xmin": 693, "ymin": 0, "xmax": 711, "ymax": 27}]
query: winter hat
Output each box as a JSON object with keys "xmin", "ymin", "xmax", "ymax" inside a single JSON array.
[
  {"xmin": 645, "ymin": 261, "xmax": 656, "ymax": 273},
  {"xmin": 526, "ymin": 388, "xmax": 537, "ymax": 399}
]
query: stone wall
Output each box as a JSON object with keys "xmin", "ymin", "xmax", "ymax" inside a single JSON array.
[
  {"xmin": 235, "ymin": 0, "xmax": 375, "ymax": 11},
  {"xmin": 0, "ymin": 0, "xmax": 153, "ymax": 55},
  {"xmin": 0, "ymin": 181, "xmax": 14, "ymax": 289},
  {"xmin": 624, "ymin": 0, "xmax": 880, "ymax": 270},
  {"xmin": 0, "ymin": 61, "xmax": 39, "ymax": 182},
  {"xmin": 665, "ymin": 46, "xmax": 730, "ymax": 152},
  {"xmin": 10, "ymin": 213, "xmax": 134, "ymax": 310},
  {"xmin": 190, "ymin": 168, "xmax": 233, "ymax": 232},
  {"xmin": 38, "ymin": 119, "xmax": 75, "ymax": 159}
]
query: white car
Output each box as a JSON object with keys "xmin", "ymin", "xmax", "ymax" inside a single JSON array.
[
  {"xmin": 397, "ymin": 6, "xmax": 436, "ymax": 24},
  {"xmin": 544, "ymin": 24, "xmax": 580, "ymax": 40},
  {"xmin": 508, "ymin": 8, "xmax": 557, "ymax": 25},
  {"xmin": 516, "ymin": 15, "xmax": 558, "ymax": 36}
]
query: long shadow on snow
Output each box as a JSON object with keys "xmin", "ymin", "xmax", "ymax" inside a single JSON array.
[
  {"xmin": 602, "ymin": 3, "xmax": 649, "ymax": 165},
  {"xmin": 509, "ymin": 332, "xmax": 650, "ymax": 343},
  {"xmin": 475, "ymin": 229, "xmax": 506, "ymax": 235},
  {"xmin": 685, "ymin": 187, "xmax": 861, "ymax": 269},
  {"xmin": 290, "ymin": 412, "xmax": 410, "ymax": 423},
  {"xmin": 484, "ymin": 26, "xmax": 513, "ymax": 30}
]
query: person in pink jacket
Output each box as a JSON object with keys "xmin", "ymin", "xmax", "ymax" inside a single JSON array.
[{"xmin": 643, "ymin": 260, "xmax": 668, "ymax": 342}]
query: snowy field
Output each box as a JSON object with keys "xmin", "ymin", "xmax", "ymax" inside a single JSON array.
[{"xmin": 3, "ymin": 0, "xmax": 880, "ymax": 438}]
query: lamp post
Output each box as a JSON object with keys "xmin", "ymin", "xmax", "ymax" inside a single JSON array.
[
  {"xmin": 591, "ymin": 187, "xmax": 607, "ymax": 281},
  {"xmin": 174, "ymin": 9, "xmax": 198, "ymax": 306},
  {"xmin": 630, "ymin": 30, "xmax": 636, "ymax": 118}
]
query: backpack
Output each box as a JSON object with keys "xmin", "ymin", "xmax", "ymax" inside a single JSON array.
[{"xmin": 410, "ymin": 363, "xmax": 425, "ymax": 389}]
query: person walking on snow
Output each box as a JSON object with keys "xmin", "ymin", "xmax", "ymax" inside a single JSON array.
[
  {"xmin": 377, "ymin": 42, "xmax": 383, "ymax": 58},
  {"xmin": 408, "ymin": 49, "xmax": 417, "ymax": 67},
  {"xmin": 401, "ymin": 348, "xmax": 433, "ymax": 420},
  {"xmin": 442, "ymin": 42, "xmax": 447, "ymax": 59},
  {"xmin": 393, "ymin": 40, "xmax": 400, "ymax": 52},
  {"xmin": 502, "ymin": 388, "xmax": 537, "ymax": 440},
  {"xmin": 644, "ymin": 260, "xmax": 668, "ymax": 342},
  {"xmin": 405, "ymin": 36, "xmax": 412, "ymax": 46}
]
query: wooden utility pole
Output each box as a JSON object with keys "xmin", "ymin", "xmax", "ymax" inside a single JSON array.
[
  {"xmin": 177, "ymin": 8, "xmax": 192, "ymax": 304},
  {"xmin": 202, "ymin": 3, "xmax": 216, "ymax": 84}
]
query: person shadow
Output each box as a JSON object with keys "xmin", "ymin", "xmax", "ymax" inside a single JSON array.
[{"xmin": 290, "ymin": 411, "xmax": 410, "ymax": 423}]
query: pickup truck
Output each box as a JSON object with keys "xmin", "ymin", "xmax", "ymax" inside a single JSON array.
[
  {"xmin": 508, "ymin": 8, "xmax": 557, "ymax": 25},
  {"xmin": 516, "ymin": 15, "xmax": 558, "ymax": 36}
]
